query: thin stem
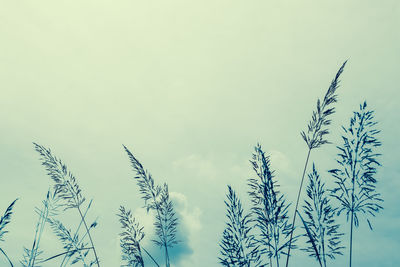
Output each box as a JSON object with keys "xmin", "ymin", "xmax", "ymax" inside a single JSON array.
[
  {"xmin": 349, "ymin": 212, "xmax": 353, "ymax": 267},
  {"xmin": 0, "ymin": 248, "xmax": 13, "ymax": 267},
  {"xmin": 165, "ymin": 242, "xmax": 170, "ymax": 267},
  {"xmin": 267, "ymin": 227, "xmax": 273, "ymax": 267},
  {"xmin": 285, "ymin": 148, "xmax": 312, "ymax": 267},
  {"xmin": 28, "ymin": 218, "xmax": 42, "ymax": 266},
  {"xmin": 349, "ymin": 152, "xmax": 356, "ymax": 267},
  {"xmin": 274, "ymin": 217, "xmax": 280, "ymax": 267},
  {"xmin": 143, "ymin": 247, "xmax": 160, "ymax": 267},
  {"xmin": 31, "ymin": 197, "xmax": 50, "ymax": 267},
  {"xmin": 296, "ymin": 210, "xmax": 323, "ymax": 267},
  {"xmin": 60, "ymin": 200, "xmax": 92, "ymax": 267},
  {"xmin": 77, "ymin": 207, "xmax": 100, "ymax": 267},
  {"xmin": 349, "ymin": 124, "xmax": 360, "ymax": 267},
  {"xmin": 276, "ymin": 250, "xmax": 280, "ymax": 267},
  {"xmin": 321, "ymin": 228, "xmax": 326, "ymax": 267},
  {"xmin": 42, "ymin": 247, "xmax": 93, "ymax": 263}
]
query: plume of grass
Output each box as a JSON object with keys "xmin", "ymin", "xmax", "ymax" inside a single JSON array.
[
  {"xmin": 296, "ymin": 211, "xmax": 322, "ymax": 266},
  {"xmin": 123, "ymin": 145, "xmax": 179, "ymax": 267},
  {"xmin": 329, "ymin": 101, "xmax": 382, "ymax": 267},
  {"xmin": 47, "ymin": 218, "xmax": 91, "ymax": 266},
  {"xmin": 0, "ymin": 199, "xmax": 18, "ymax": 241},
  {"xmin": 33, "ymin": 143, "xmax": 100, "ymax": 267},
  {"xmin": 21, "ymin": 190, "xmax": 61, "ymax": 267},
  {"xmin": 0, "ymin": 199, "xmax": 18, "ymax": 267},
  {"xmin": 152, "ymin": 184, "xmax": 179, "ymax": 250},
  {"xmin": 300, "ymin": 164, "xmax": 344, "ymax": 267},
  {"xmin": 118, "ymin": 206, "xmax": 145, "ymax": 267},
  {"xmin": 248, "ymin": 144, "xmax": 294, "ymax": 267},
  {"xmin": 219, "ymin": 185, "xmax": 263, "ymax": 267},
  {"xmin": 285, "ymin": 61, "xmax": 347, "ymax": 267}
]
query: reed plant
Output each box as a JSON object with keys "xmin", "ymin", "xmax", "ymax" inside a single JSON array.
[
  {"xmin": 219, "ymin": 185, "xmax": 262, "ymax": 267},
  {"xmin": 0, "ymin": 61, "xmax": 387, "ymax": 267},
  {"xmin": 123, "ymin": 145, "xmax": 179, "ymax": 267},
  {"xmin": 118, "ymin": 206, "xmax": 146, "ymax": 267},
  {"xmin": 329, "ymin": 102, "xmax": 383, "ymax": 267},
  {"xmin": 0, "ymin": 199, "xmax": 18, "ymax": 267},
  {"xmin": 299, "ymin": 164, "xmax": 343, "ymax": 267},
  {"xmin": 285, "ymin": 61, "xmax": 347, "ymax": 266},
  {"xmin": 21, "ymin": 190, "xmax": 61, "ymax": 267},
  {"xmin": 218, "ymin": 62, "xmax": 387, "ymax": 267},
  {"xmin": 248, "ymin": 144, "xmax": 294, "ymax": 267},
  {"xmin": 33, "ymin": 143, "xmax": 100, "ymax": 267}
]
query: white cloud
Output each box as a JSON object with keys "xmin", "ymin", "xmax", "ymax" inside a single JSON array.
[
  {"xmin": 172, "ymin": 154, "xmax": 218, "ymax": 182},
  {"xmin": 170, "ymin": 191, "xmax": 202, "ymax": 233}
]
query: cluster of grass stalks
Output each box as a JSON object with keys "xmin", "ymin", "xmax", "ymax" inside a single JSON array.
[
  {"xmin": 0, "ymin": 61, "xmax": 384, "ymax": 267},
  {"xmin": 31, "ymin": 143, "xmax": 100, "ymax": 267},
  {"xmin": 0, "ymin": 143, "xmax": 180, "ymax": 267},
  {"xmin": 219, "ymin": 61, "xmax": 384, "ymax": 267},
  {"xmin": 248, "ymin": 144, "xmax": 295, "ymax": 267},
  {"xmin": 0, "ymin": 144, "xmax": 102, "ymax": 267},
  {"xmin": 120, "ymin": 146, "xmax": 179, "ymax": 267},
  {"xmin": 21, "ymin": 190, "xmax": 60, "ymax": 267}
]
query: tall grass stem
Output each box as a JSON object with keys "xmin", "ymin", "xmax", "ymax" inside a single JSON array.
[{"xmin": 285, "ymin": 148, "xmax": 311, "ymax": 266}]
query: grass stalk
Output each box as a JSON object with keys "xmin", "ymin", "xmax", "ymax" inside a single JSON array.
[
  {"xmin": 34, "ymin": 143, "xmax": 100, "ymax": 267},
  {"xmin": 78, "ymin": 207, "xmax": 100, "ymax": 267},
  {"xmin": 299, "ymin": 164, "xmax": 343, "ymax": 266},
  {"xmin": 329, "ymin": 101, "xmax": 383, "ymax": 267},
  {"xmin": 296, "ymin": 210, "xmax": 323, "ymax": 267},
  {"xmin": 41, "ymin": 247, "xmax": 93, "ymax": 263},
  {"xmin": 143, "ymin": 247, "xmax": 160, "ymax": 267},
  {"xmin": 123, "ymin": 146, "xmax": 179, "ymax": 267},
  {"xmin": 349, "ymin": 212, "xmax": 353, "ymax": 267},
  {"xmin": 285, "ymin": 148, "xmax": 311, "ymax": 266},
  {"xmin": 248, "ymin": 144, "xmax": 293, "ymax": 266},
  {"xmin": 285, "ymin": 61, "xmax": 347, "ymax": 266},
  {"xmin": 60, "ymin": 200, "xmax": 93, "ymax": 267},
  {"xmin": 0, "ymin": 199, "xmax": 18, "ymax": 267},
  {"xmin": 0, "ymin": 247, "xmax": 13, "ymax": 267},
  {"xmin": 219, "ymin": 185, "xmax": 261, "ymax": 266}
]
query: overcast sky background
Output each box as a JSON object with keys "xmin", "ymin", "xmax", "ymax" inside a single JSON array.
[{"xmin": 1, "ymin": 1, "xmax": 399, "ymax": 266}]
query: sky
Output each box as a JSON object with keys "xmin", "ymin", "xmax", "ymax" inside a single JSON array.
[{"xmin": 0, "ymin": 0, "xmax": 399, "ymax": 266}]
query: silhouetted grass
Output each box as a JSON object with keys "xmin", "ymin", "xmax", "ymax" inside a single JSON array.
[
  {"xmin": 248, "ymin": 144, "xmax": 294, "ymax": 267},
  {"xmin": 34, "ymin": 143, "xmax": 100, "ymax": 267},
  {"xmin": 21, "ymin": 190, "xmax": 61, "ymax": 267},
  {"xmin": 118, "ymin": 206, "xmax": 145, "ymax": 267},
  {"xmin": 219, "ymin": 185, "xmax": 262, "ymax": 266},
  {"xmin": 123, "ymin": 145, "xmax": 179, "ymax": 267},
  {"xmin": 0, "ymin": 199, "xmax": 18, "ymax": 267},
  {"xmin": 286, "ymin": 61, "xmax": 347, "ymax": 267},
  {"xmin": 0, "ymin": 61, "xmax": 387, "ymax": 267},
  {"xmin": 300, "ymin": 164, "xmax": 344, "ymax": 267},
  {"xmin": 329, "ymin": 102, "xmax": 382, "ymax": 267}
]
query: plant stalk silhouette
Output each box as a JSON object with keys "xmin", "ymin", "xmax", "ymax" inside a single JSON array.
[
  {"xmin": 329, "ymin": 102, "xmax": 382, "ymax": 267},
  {"xmin": 124, "ymin": 145, "xmax": 179, "ymax": 267},
  {"xmin": 248, "ymin": 144, "xmax": 294, "ymax": 267},
  {"xmin": 219, "ymin": 185, "xmax": 262, "ymax": 266},
  {"xmin": 299, "ymin": 164, "xmax": 343, "ymax": 267},
  {"xmin": 21, "ymin": 190, "xmax": 61, "ymax": 267},
  {"xmin": 34, "ymin": 143, "xmax": 100, "ymax": 267},
  {"xmin": 0, "ymin": 199, "xmax": 18, "ymax": 267},
  {"xmin": 285, "ymin": 61, "xmax": 347, "ymax": 267}
]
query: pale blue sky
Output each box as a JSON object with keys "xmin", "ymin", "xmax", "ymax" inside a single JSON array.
[{"xmin": 0, "ymin": 1, "xmax": 399, "ymax": 266}]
